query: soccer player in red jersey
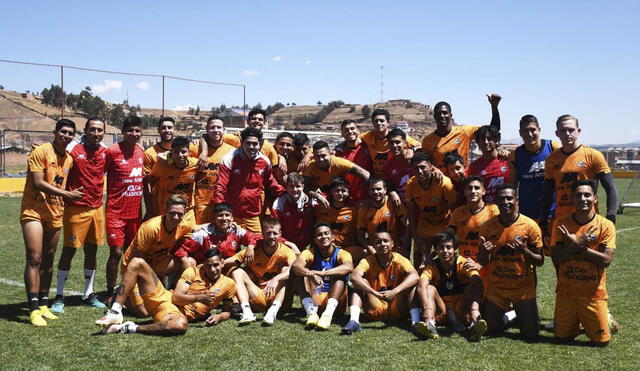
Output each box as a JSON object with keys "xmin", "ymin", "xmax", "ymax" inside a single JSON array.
[
  {"xmin": 334, "ymin": 119, "xmax": 374, "ymax": 202},
  {"xmin": 382, "ymin": 128, "xmax": 413, "ymax": 202},
  {"xmin": 271, "ymin": 172, "xmax": 316, "ymax": 250},
  {"xmin": 103, "ymin": 116, "xmax": 145, "ymax": 302},
  {"xmin": 52, "ymin": 117, "xmax": 107, "ymax": 313},
  {"xmin": 468, "ymin": 125, "xmax": 510, "ymax": 204}
]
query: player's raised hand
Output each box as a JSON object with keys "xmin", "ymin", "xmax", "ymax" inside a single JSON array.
[
  {"xmin": 389, "ymin": 191, "xmax": 401, "ymax": 210},
  {"xmin": 497, "ymin": 149, "xmax": 511, "ymax": 161},
  {"xmin": 577, "ymin": 226, "xmax": 598, "ymax": 247},
  {"xmin": 66, "ymin": 186, "xmax": 84, "ymax": 201},
  {"xmin": 463, "ymin": 257, "xmax": 482, "ymax": 271},
  {"xmin": 479, "ymin": 236, "xmax": 494, "ymax": 252},
  {"xmin": 315, "ymin": 194, "xmax": 330, "ymax": 209},
  {"xmin": 431, "ymin": 166, "xmax": 444, "ymax": 182},
  {"xmin": 512, "ymin": 236, "xmax": 529, "ymax": 253},
  {"xmin": 557, "ymin": 225, "xmax": 579, "ymax": 246},
  {"xmin": 486, "ymin": 93, "xmax": 502, "ymax": 107}
]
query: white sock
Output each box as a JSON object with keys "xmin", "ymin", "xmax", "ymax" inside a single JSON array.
[
  {"xmin": 111, "ymin": 302, "xmax": 123, "ymax": 313},
  {"xmin": 56, "ymin": 270, "xmax": 69, "ymax": 297},
  {"xmin": 428, "ymin": 318, "xmax": 436, "ymax": 326},
  {"xmin": 302, "ymin": 297, "xmax": 318, "ymax": 315},
  {"xmin": 83, "ymin": 269, "xmax": 96, "ymax": 299},
  {"xmin": 242, "ymin": 303, "xmax": 254, "ymax": 317},
  {"xmin": 125, "ymin": 322, "xmax": 138, "ymax": 333},
  {"xmin": 349, "ymin": 305, "xmax": 361, "ymax": 323},
  {"xmin": 503, "ymin": 310, "xmax": 517, "ymax": 325},
  {"xmin": 265, "ymin": 301, "xmax": 282, "ymax": 318},
  {"xmin": 322, "ymin": 298, "xmax": 339, "ymax": 319},
  {"xmin": 410, "ymin": 307, "xmax": 421, "ymax": 325}
]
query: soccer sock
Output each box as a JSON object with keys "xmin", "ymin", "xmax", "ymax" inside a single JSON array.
[
  {"xmin": 28, "ymin": 293, "xmax": 39, "ymax": 311},
  {"xmin": 241, "ymin": 303, "xmax": 254, "ymax": 317},
  {"xmin": 111, "ymin": 302, "xmax": 123, "ymax": 314},
  {"xmin": 38, "ymin": 293, "xmax": 49, "ymax": 307},
  {"xmin": 107, "ymin": 286, "xmax": 114, "ymax": 298},
  {"xmin": 302, "ymin": 297, "xmax": 318, "ymax": 315},
  {"xmin": 322, "ymin": 298, "xmax": 339, "ymax": 319},
  {"xmin": 349, "ymin": 305, "xmax": 361, "ymax": 323},
  {"xmin": 56, "ymin": 270, "xmax": 69, "ymax": 297},
  {"xmin": 265, "ymin": 301, "xmax": 282, "ymax": 318},
  {"xmin": 125, "ymin": 322, "xmax": 138, "ymax": 333},
  {"xmin": 83, "ymin": 269, "xmax": 96, "ymax": 299},
  {"xmin": 410, "ymin": 307, "xmax": 421, "ymax": 325},
  {"xmin": 503, "ymin": 310, "xmax": 517, "ymax": 325}
]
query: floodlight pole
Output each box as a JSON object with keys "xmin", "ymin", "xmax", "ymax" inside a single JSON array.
[
  {"xmin": 60, "ymin": 66, "xmax": 65, "ymax": 118},
  {"xmin": 161, "ymin": 75, "xmax": 165, "ymax": 116}
]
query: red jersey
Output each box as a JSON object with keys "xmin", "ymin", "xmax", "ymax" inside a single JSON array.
[
  {"xmin": 174, "ymin": 223, "xmax": 259, "ymax": 261},
  {"xmin": 213, "ymin": 148, "xmax": 286, "ymax": 218},
  {"xmin": 468, "ymin": 156, "xmax": 511, "ymax": 204},
  {"xmin": 104, "ymin": 142, "xmax": 145, "ymax": 219},
  {"xmin": 382, "ymin": 155, "xmax": 412, "ymax": 202},
  {"xmin": 65, "ymin": 138, "xmax": 107, "ymax": 208},
  {"xmin": 271, "ymin": 194, "xmax": 317, "ymax": 249},
  {"xmin": 335, "ymin": 140, "xmax": 372, "ymax": 202}
]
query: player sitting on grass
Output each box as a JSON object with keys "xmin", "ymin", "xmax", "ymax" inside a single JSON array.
[
  {"xmin": 415, "ymin": 231, "xmax": 486, "ymax": 341},
  {"xmin": 343, "ymin": 230, "xmax": 420, "ymax": 335},
  {"xmin": 96, "ymin": 247, "xmax": 235, "ymax": 335},
  {"xmin": 292, "ymin": 223, "xmax": 354, "ymax": 330},
  {"xmin": 224, "ymin": 217, "xmax": 296, "ymax": 326}
]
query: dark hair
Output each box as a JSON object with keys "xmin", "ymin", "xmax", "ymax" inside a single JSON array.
[
  {"xmin": 496, "ymin": 183, "xmax": 517, "ymax": 195},
  {"xmin": 240, "ymin": 127, "xmax": 263, "ymax": 143},
  {"xmin": 572, "ymin": 179, "xmax": 597, "ymax": 194},
  {"xmin": 386, "ymin": 128, "xmax": 406, "ymax": 140},
  {"xmin": 312, "ymin": 140, "xmax": 330, "ymax": 152},
  {"xmin": 367, "ymin": 177, "xmax": 386, "ymax": 188},
  {"xmin": 293, "ymin": 133, "xmax": 310, "ymax": 147},
  {"xmin": 443, "ymin": 150, "xmax": 464, "ymax": 166},
  {"xmin": 433, "ymin": 231, "xmax": 459, "ymax": 250},
  {"xmin": 157, "ymin": 116, "xmax": 175, "ymax": 127},
  {"xmin": 371, "ymin": 108, "xmax": 390, "ymax": 122},
  {"xmin": 519, "ymin": 114, "xmax": 539, "ymax": 129},
  {"xmin": 84, "ymin": 117, "xmax": 105, "ymax": 129},
  {"xmin": 434, "ymin": 101, "xmax": 452, "ymax": 113},
  {"xmin": 276, "ymin": 131, "xmax": 294, "ymax": 142},
  {"xmin": 286, "ymin": 172, "xmax": 304, "ymax": 185},
  {"xmin": 556, "ymin": 114, "xmax": 579, "ymax": 129},
  {"xmin": 462, "ymin": 175, "xmax": 484, "ymax": 189},
  {"xmin": 248, "ymin": 108, "xmax": 267, "ymax": 120},
  {"xmin": 372, "ymin": 229, "xmax": 392, "ymax": 239},
  {"xmin": 328, "ymin": 176, "xmax": 350, "ymax": 191},
  {"xmin": 261, "ymin": 216, "xmax": 281, "ymax": 229},
  {"xmin": 122, "ymin": 115, "xmax": 141, "ymax": 130},
  {"xmin": 55, "ymin": 118, "xmax": 76, "ymax": 132},
  {"xmin": 340, "ymin": 119, "xmax": 357, "ymax": 129},
  {"xmin": 206, "ymin": 115, "xmax": 224, "ymax": 126},
  {"xmin": 313, "ymin": 222, "xmax": 332, "ymax": 233},
  {"xmin": 166, "ymin": 194, "xmax": 188, "ymax": 209},
  {"xmin": 410, "ymin": 152, "xmax": 433, "ymax": 166},
  {"xmin": 213, "ymin": 202, "xmax": 233, "ymax": 214},
  {"xmin": 204, "ymin": 247, "xmax": 221, "ymax": 259},
  {"xmin": 171, "ymin": 136, "xmax": 190, "ymax": 150},
  {"xmin": 475, "ymin": 125, "xmax": 501, "ymax": 143}
]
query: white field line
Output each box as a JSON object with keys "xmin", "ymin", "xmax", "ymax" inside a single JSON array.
[
  {"xmin": 617, "ymin": 226, "xmax": 640, "ymax": 234},
  {"xmin": 0, "ymin": 277, "xmax": 82, "ymax": 296}
]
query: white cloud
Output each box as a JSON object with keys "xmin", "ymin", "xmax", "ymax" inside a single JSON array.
[
  {"xmin": 91, "ymin": 80, "xmax": 123, "ymax": 94},
  {"xmin": 272, "ymin": 56, "xmax": 282, "ymax": 62},
  {"xmin": 136, "ymin": 81, "xmax": 150, "ymax": 91},
  {"xmin": 243, "ymin": 69, "xmax": 259, "ymax": 76},
  {"xmin": 173, "ymin": 104, "xmax": 196, "ymax": 111},
  {"xmin": 304, "ymin": 57, "xmax": 311, "ymax": 65}
]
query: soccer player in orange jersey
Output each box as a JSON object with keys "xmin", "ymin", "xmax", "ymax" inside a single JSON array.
[
  {"xmin": 551, "ymin": 180, "xmax": 616, "ymax": 346},
  {"xmin": 224, "ymin": 217, "xmax": 296, "ymax": 326},
  {"xmin": 97, "ymin": 248, "xmax": 235, "ymax": 335},
  {"xmin": 292, "ymin": 223, "xmax": 354, "ymax": 330},
  {"xmin": 222, "ymin": 108, "xmax": 282, "ymax": 169},
  {"xmin": 343, "ymin": 231, "xmax": 420, "ymax": 335},
  {"xmin": 421, "ymin": 94, "xmax": 501, "ymax": 171},
  {"xmin": 444, "ymin": 150, "xmax": 470, "ymax": 208},
  {"xmin": 314, "ymin": 177, "xmax": 359, "ymax": 254},
  {"xmin": 478, "ymin": 184, "xmax": 544, "ymax": 342},
  {"xmin": 415, "ymin": 231, "xmax": 486, "ymax": 341},
  {"xmin": 21, "ymin": 119, "xmax": 84, "ymax": 327}
]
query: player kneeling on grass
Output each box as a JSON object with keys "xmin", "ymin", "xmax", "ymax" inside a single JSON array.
[
  {"xmin": 343, "ymin": 230, "xmax": 420, "ymax": 335},
  {"xmin": 415, "ymin": 231, "xmax": 486, "ymax": 340},
  {"xmin": 96, "ymin": 248, "xmax": 235, "ymax": 335},
  {"xmin": 224, "ymin": 217, "xmax": 296, "ymax": 326},
  {"xmin": 292, "ymin": 223, "xmax": 353, "ymax": 330},
  {"xmin": 551, "ymin": 180, "xmax": 616, "ymax": 346}
]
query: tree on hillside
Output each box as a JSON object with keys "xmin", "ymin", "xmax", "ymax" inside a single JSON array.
[
  {"xmin": 0, "ymin": 85, "xmax": 4, "ymax": 90},
  {"xmin": 219, "ymin": 104, "xmax": 227, "ymax": 114},
  {"xmin": 109, "ymin": 104, "xmax": 126, "ymax": 126},
  {"xmin": 348, "ymin": 106, "xmax": 355, "ymax": 113},
  {"xmin": 195, "ymin": 106, "xmax": 200, "ymax": 115},
  {"xmin": 41, "ymin": 84, "xmax": 65, "ymax": 107},
  {"xmin": 317, "ymin": 101, "xmax": 322, "ymax": 105},
  {"xmin": 361, "ymin": 105, "xmax": 371, "ymax": 119},
  {"xmin": 253, "ymin": 103, "xmax": 263, "ymax": 110},
  {"xmin": 77, "ymin": 88, "xmax": 108, "ymax": 118},
  {"xmin": 291, "ymin": 102, "xmax": 296, "ymax": 106}
]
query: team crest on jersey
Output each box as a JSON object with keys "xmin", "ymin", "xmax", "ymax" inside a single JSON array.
[
  {"xmin": 501, "ymin": 166, "xmax": 507, "ymax": 172},
  {"xmin": 446, "ymin": 280, "xmax": 454, "ymax": 290},
  {"xmin": 233, "ymin": 169, "xmax": 241, "ymax": 174},
  {"xmin": 138, "ymin": 158, "xmax": 143, "ymax": 164},
  {"xmin": 101, "ymin": 153, "xmax": 106, "ymax": 159},
  {"xmin": 64, "ymin": 169, "xmax": 69, "ymax": 174},
  {"xmin": 480, "ymin": 169, "xmax": 487, "ymax": 175},
  {"xmin": 71, "ymin": 235, "xmax": 77, "ymax": 241},
  {"xmin": 189, "ymin": 174, "xmax": 195, "ymax": 180},
  {"xmin": 578, "ymin": 161, "xmax": 584, "ymax": 167},
  {"xmin": 232, "ymin": 241, "xmax": 237, "ymax": 247},
  {"xmin": 389, "ymin": 274, "xmax": 396, "ymax": 281},
  {"xmin": 455, "ymin": 138, "xmax": 461, "ymax": 144},
  {"xmin": 343, "ymin": 215, "xmax": 351, "ymax": 220},
  {"xmin": 212, "ymin": 288, "xmax": 221, "ymax": 295},
  {"xmin": 121, "ymin": 159, "xmax": 128, "ymax": 164},
  {"xmin": 515, "ymin": 235, "xmax": 522, "ymax": 242},
  {"xmin": 259, "ymin": 169, "xmax": 265, "ymax": 175},
  {"xmin": 385, "ymin": 212, "xmax": 391, "ymax": 217},
  {"xmin": 78, "ymin": 154, "xmax": 86, "ymax": 159}
]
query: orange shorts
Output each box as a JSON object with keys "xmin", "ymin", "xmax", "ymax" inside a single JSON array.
[
  {"xmin": 364, "ymin": 294, "xmax": 408, "ymax": 322},
  {"xmin": 486, "ymin": 285, "xmax": 536, "ymax": 311},
  {"xmin": 235, "ymin": 216, "xmax": 261, "ymax": 233},
  {"xmin": 434, "ymin": 294, "xmax": 466, "ymax": 325},
  {"xmin": 312, "ymin": 289, "xmax": 348, "ymax": 314},
  {"xmin": 194, "ymin": 203, "xmax": 213, "ymax": 225},
  {"xmin": 63, "ymin": 205, "xmax": 105, "ymax": 248},
  {"xmin": 20, "ymin": 209, "xmax": 61, "ymax": 230},
  {"xmin": 250, "ymin": 288, "xmax": 277, "ymax": 312},
  {"xmin": 141, "ymin": 280, "xmax": 184, "ymax": 323},
  {"xmin": 554, "ymin": 296, "xmax": 610, "ymax": 343}
]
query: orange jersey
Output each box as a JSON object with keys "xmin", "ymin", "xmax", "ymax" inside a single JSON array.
[
  {"xmin": 405, "ymin": 175, "xmax": 457, "ymax": 234},
  {"xmin": 544, "ymin": 146, "xmax": 610, "ymax": 219},
  {"xmin": 449, "ymin": 203, "xmax": 500, "ymax": 260},
  {"xmin": 421, "ymin": 255, "xmax": 479, "ymax": 297},
  {"xmin": 360, "ymin": 130, "xmax": 420, "ymax": 176},
  {"xmin": 121, "ymin": 214, "xmax": 195, "ymax": 272},
  {"xmin": 314, "ymin": 205, "xmax": 357, "ymax": 247},
  {"xmin": 422, "ymin": 125, "xmax": 479, "ymax": 171},
  {"xmin": 223, "ymin": 133, "xmax": 279, "ymax": 165},
  {"xmin": 356, "ymin": 196, "xmax": 407, "ymax": 240},
  {"xmin": 176, "ymin": 267, "xmax": 236, "ymax": 321},
  {"xmin": 149, "ymin": 157, "xmax": 199, "ymax": 217},
  {"xmin": 551, "ymin": 214, "xmax": 615, "ymax": 300},
  {"xmin": 302, "ymin": 156, "xmax": 355, "ymax": 192},
  {"xmin": 194, "ymin": 142, "xmax": 235, "ymax": 207},
  {"xmin": 479, "ymin": 214, "xmax": 543, "ymax": 292},
  {"xmin": 356, "ymin": 252, "xmax": 414, "ymax": 292},
  {"xmin": 231, "ymin": 242, "xmax": 296, "ymax": 285},
  {"xmin": 143, "ymin": 142, "xmax": 198, "ymax": 175},
  {"xmin": 20, "ymin": 143, "xmax": 74, "ymax": 227}
]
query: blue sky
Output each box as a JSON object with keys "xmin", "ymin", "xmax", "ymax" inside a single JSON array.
[{"xmin": 1, "ymin": 0, "xmax": 638, "ymax": 144}]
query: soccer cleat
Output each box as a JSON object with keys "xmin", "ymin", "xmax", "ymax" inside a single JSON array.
[
  {"xmin": 416, "ymin": 321, "xmax": 439, "ymax": 339},
  {"xmin": 447, "ymin": 309, "xmax": 465, "ymax": 333},
  {"xmin": 83, "ymin": 293, "xmax": 106, "ymax": 309},
  {"xmin": 38, "ymin": 306, "xmax": 59, "ymax": 320},
  {"xmin": 29, "ymin": 310, "xmax": 47, "ymax": 327},
  {"xmin": 316, "ymin": 313, "xmax": 332, "ymax": 331},
  {"xmin": 95, "ymin": 309, "xmax": 123, "ymax": 326},
  {"xmin": 341, "ymin": 320, "xmax": 361, "ymax": 335},
  {"xmin": 51, "ymin": 298, "xmax": 65, "ymax": 314},
  {"xmin": 608, "ymin": 312, "xmax": 620, "ymax": 334},
  {"xmin": 468, "ymin": 319, "xmax": 487, "ymax": 341},
  {"xmin": 305, "ymin": 313, "xmax": 319, "ymax": 330},
  {"xmin": 262, "ymin": 312, "xmax": 276, "ymax": 326},
  {"xmin": 238, "ymin": 313, "xmax": 257, "ymax": 326}
]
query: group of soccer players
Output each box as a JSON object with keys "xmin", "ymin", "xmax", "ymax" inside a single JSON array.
[{"xmin": 20, "ymin": 94, "xmax": 618, "ymax": 345}]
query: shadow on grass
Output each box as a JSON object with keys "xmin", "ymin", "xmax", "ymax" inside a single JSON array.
[{"xmin": 0, "ymin": 301, "xmax": 30, "ymax": 324}]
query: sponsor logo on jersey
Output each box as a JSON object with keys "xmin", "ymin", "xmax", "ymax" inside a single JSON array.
[
  {"xmin": 128, "ymin": 167, "xmax": 143, "ymax": 177},
  {"xmin": 455, "ymin": 138, "xmax": 461, "ymax": 144},
  {"xmin": 578, "ymin": 161, "xmax": 584, "ymax": 167},
  {"xmin": 78, "ymin": 154, "xmax": 86, "ymax": 159}
]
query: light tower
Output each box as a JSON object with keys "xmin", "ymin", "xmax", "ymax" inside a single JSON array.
[{"xmin": 380, "ymin": 65, "xmax": 384, "ymax": 103}]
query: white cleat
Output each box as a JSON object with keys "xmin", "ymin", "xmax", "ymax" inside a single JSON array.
[{"xmin": 95, "ymin": 309, "xmax": 123, "ymax": 326}]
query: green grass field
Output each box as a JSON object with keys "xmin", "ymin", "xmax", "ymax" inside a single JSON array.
[{"xmin": 1, "ymin": 189, "xmax": 639, "ymax": 370}]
